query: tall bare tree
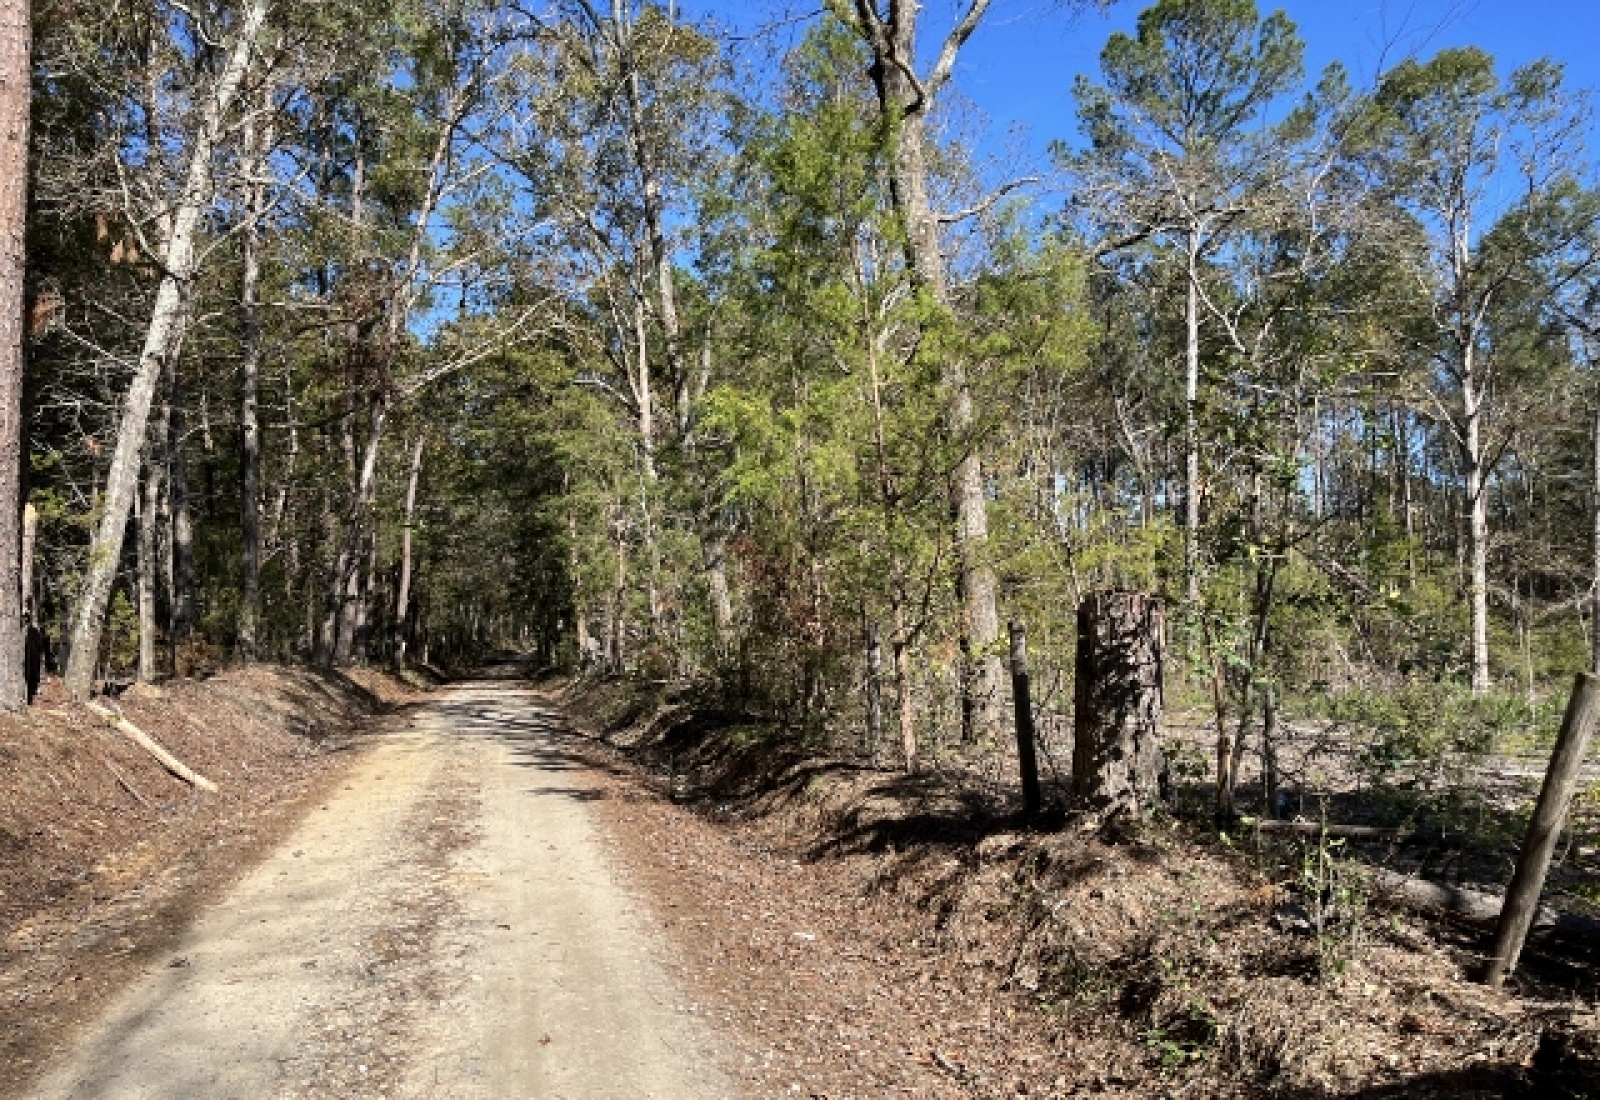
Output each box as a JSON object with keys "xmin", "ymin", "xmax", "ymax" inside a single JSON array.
[
  {"xmin": 1363, "ymin": 48, "xmax": 1590, "ymax": 694},
  {"xmin": 64, "ymin": 0, "xmax": 269, "ymax": 699},
  {"xmin": 236, "ymin": 79, "xmax": 275, "ymax": 660}
]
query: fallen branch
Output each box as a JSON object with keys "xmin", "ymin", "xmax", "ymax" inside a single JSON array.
[
  {"xmin": 85, "ymin": 700, "xmax": 218, "ymax": 793},
  {"xmin": 1366, "ymin": 869, "xmax": 1600, "ymax": 940},
  {"xmin": 1255, "ymin": 818, "xmax": 1416, "ymax": 841},
  {"xmin": 930, "ymin": 1049, "xmax": 970, "ymax": 1082},
  {"xmin": 101, "ymin": 755, "xmax": 153, "ymax": 808}
]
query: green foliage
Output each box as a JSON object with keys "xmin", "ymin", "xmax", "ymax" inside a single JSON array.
[
  {"xmin": 28, "ymin": 0, "xmax": 1600, "ymax": 824},
  {"xmin": 1294, "ymin": 824, "xmax": 1367, "ymax": 979},
  {"xmin": 1091, "ymin": 0, "xmax": 1303, "ymax": 148},
  {"xmin": 105, "ymin": 590, "xmax": 139, "ymax": 675},
  {"xmin": 1309, "ymin": 682, "xmax": 1558, "ymax": 782}
]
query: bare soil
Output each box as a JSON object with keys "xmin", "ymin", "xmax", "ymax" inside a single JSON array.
[
  {"xmin": 0, "ymin": 664, "xmax": 421, "ymax": 1100},
  {"xmin": 556, "ymin": 676, "xmax": 1600, "ymax": 1099}
]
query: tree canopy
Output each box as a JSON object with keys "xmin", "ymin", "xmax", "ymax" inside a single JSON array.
[{"xmin": 18, "ymin": 0, "xmax": 1600, "ymax": 794}]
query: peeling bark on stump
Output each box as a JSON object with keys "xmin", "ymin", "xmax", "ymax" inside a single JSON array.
[{"xmin": 1073, "ymin": 591, "xmax": 1166, "ymax": 819}]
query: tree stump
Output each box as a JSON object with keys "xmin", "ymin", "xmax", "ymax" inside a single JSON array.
[{"xmin": 1073, "ymin": 591, "xmax": 1166, "ymax": 818}]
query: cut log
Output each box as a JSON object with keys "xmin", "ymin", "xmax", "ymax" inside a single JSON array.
[
  {"xmin": 85, "ymin": 700, "xmax": 218, "ymax": 792},
  {"xmin": 1367, "ymin": 869, "xmax": 1600, "ymax": 940}
]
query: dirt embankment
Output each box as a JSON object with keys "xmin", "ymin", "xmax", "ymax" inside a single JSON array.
[
  {"xmin": 0, "ymin": 664, "xmax": 424, "ymax": 1099},
  {"xmin": 559, "ymin": 676, "xmax": 1600, "ymax": 1100}
]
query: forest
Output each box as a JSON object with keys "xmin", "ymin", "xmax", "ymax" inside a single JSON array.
[{"xmin": 18, "ymin": 0, "xmax": 1600, "ymax": 824}]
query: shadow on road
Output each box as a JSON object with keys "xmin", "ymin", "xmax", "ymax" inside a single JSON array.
[{"xmin": 424, "ymin": 685, "xmax": 631, "ymax": 803}]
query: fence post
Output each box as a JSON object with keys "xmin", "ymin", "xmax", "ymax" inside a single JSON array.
[
  {"xmin": 1485, "ymin": 672, "xmax": 1600, "ymax": 989},
  {"xmin": 1009, "ymin": 622, "xmax": 1042, "ymax": 820}
]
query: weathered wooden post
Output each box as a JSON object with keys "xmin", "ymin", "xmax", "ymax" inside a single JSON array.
[
  {"xmin": 1009, "ymin": 622, "xmax": 1042, "ymax": 819},
  {"xmin": 1485, "ymin": 672, "xmax": 1600, "ymax": 989},
  {"xmin": 1073, "ymin": 591, "xmax": 1166, "ymax": 819}
]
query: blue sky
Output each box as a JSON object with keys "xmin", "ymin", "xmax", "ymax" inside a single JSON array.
[{"xmin": 682, "ymin": 1, "xmax": 1600, "ymax": 175}]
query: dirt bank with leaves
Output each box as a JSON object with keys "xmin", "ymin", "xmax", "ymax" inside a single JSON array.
[
  {"xmin": 0, "ymin": 666, "xmax": 420, "ymax": 1099},
  {"xmin": 561, "ymin": 676, "xmax": 1600, "ymax": 1099}
]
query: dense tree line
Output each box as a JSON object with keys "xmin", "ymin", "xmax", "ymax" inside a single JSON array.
[{"xmin": 18, "ymin": 0, "xmax": 1600, "ymax": 800}]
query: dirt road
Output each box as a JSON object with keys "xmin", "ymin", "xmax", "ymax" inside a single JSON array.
[{"xmin": 27, "ymin": 671, "xmax": 735, "ymax": 1100}]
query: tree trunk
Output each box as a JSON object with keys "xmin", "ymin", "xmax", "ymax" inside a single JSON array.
[
  {"xmin": 703, "ymin": 526, "xmax": 733, "ymax": 659},
  {"xmin": 1184, "ymin": 231, "xmax": 1202, "ymax": 605},
  {"xmin": 314, "ymin": 485, "xmax": 338, "ymax": 663},
  {"xmin": 864, "ymin": 620, "xmax": 883, "ymax": 757},
  {"xmin": 631, "ymin": 295, "xmax": 656, "ymax": 481},
  {"xmin": 392, "ymin": 434, "xmax": 424, "ymax": 670},
  {"xmin": 20, "ymin": 501, "xmax": 35, "ymax": 617},
  {"xmin": 894, "ymin": 605, "xmax": 916, "ymax": 775},
  {"xmin": 0, "ymin": 0, "xmax": 27, "ymax": 711},
  {"xmin": 332, "ymin": 557, "xmax": 361, "ymax": 666},
  {"xmin": 168, "ymin": 366, "xmax": 195, "ymax": 659},
  {"xmin": 856, "ymin": 1, "xmax": 1004, "ymax": 745},
  {"xmin": 62, "ymin": 0, "xmax": 266, "ymax": 700},
  {"xmin": 1009, "ymin": 622, "xmax": 1042, "ymax": 819},
  {"xmin": 322, "ymin": 398, "xmax": 388, "ymax": 667},
  {"xmin": 1211, "ymin": 653, "xmax": 1236, "ymax": 818},
  {"xmin": 565, "ymin": 477, "xmax": 591, "ymax": 667},
  {"xmin": 136, "ymin": 453, "xmax": 162, "ymax": 683},
  {"xmin": 1464, "ymin": 373, "xmax": 1491, "ymax": 694},
  {"xmin": 609, "ymin": 510, "xmax": 627, "ymax": 673},
  {"xmin": 1486, "ymin": 673, "xmax": 1600, "ymax": 987},
  {"xmin": 620, "ymin": 21, "xmax": 689, "ymax": 439},
  {"xmin": 1073, "ymin": 591, "xmax": 1166, "ymax": 819},
  {"xmin": 1591, "ymin": 403, "xmax": 1599, "ymax": 675},
  {"xmin": 1400, "ymin": 405, "xmax": 1416, "ymax": 583},
  {"xmin": 350, "ymin": 526, "xmax": 378, "ymax": 664},
  {"xmin": 1260, "ymin": 682, "xmax": 1280, "ymax": 814},
  {"xmin": 236, "ymin": 102, "xmax": 270, "ymax": 661},
  {"xmin": 951, "ymin": 383, "xmax": 1003, "ymax": 743}
]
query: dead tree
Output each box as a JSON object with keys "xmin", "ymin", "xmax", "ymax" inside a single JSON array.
[{"xmin": 1073, "ymin": 591, "xmax": 1166, "ymax": 819}]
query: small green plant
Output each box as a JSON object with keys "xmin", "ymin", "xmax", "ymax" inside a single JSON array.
[
  {"xmin": 1298, "ymin": 814, "xmax": 1367, "ymax": 978},
  {"xmin": 1142, "ymin": 998, "xmax": 1218, "ymax": 1070}
]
